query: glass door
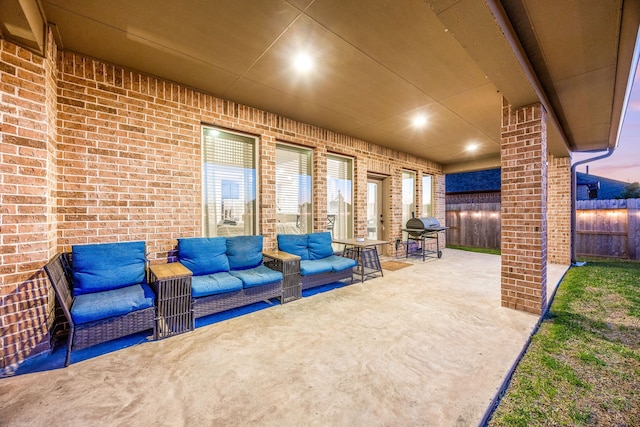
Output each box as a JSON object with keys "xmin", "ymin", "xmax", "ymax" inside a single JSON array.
[{"xmin": 367, "ymin": 177, "xmax": 384, "ymax": 240}]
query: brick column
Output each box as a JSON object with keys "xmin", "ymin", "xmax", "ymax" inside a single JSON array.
[
  {"xmin": 354, "ymin": 157, "xmax": 368, "ymax": 238},
  {"xmin": 260, "ymin": 134, "xmax": 277, "ymax": 249},
  {"xmin": 547, "ymin": 155, "xmax": 571, "ymax": 264},
  {"xmin": 313, "ymin": 147, "xmax": 327, "ymax": 232},
  {"xmin": 501, "ymin": 99, "xmax": 547, "ymax": 314},
  {"xmin": 433, "ymin": 173, "xmax": 446, "ymax": 246},
  {"xmin": 0, "ymin": 36, "xmax": 57, "ymax": 370}
]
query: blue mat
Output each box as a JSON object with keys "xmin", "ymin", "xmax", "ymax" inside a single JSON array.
[
  {"xmin": 302, "ymin": 281, "xmax": 350, "ymax": 297},
  {"xmin": 4, "ymin": 282, "xmax": 348, "ymax": 377}
]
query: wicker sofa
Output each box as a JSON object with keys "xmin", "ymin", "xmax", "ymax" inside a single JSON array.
[
  {"xmin": 277, "ymin": 232, "xmax": 357, "ymax": 290},
  {"xmin": 177, "ymin": 235, "xmax": 283, "ymax": 319},
  {"xmin": 43, "ymin": 241, "xmax": 156, "ymax": 366}
]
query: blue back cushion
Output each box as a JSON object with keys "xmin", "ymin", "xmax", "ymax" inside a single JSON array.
[
  {"xmin": 177, "ymin": 237, "xmax": 229, "ymax": 276},
  {"xmin": 226, "ymin": 235, "xmax": 263, "ymax": 270},
  {"xmin": 308, "ymin": 232, "xmax": 334, "ymax": 260},
  {"xmin": 72, "ymin": 241, "xmax": 146, "ymax": 296},
  {"xmin": 277, "ymin": 234, "xmax": 309, "ymax": 260}
]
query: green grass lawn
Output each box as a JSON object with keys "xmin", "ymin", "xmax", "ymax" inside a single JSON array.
[
  {"xmin": 488, "ymin": 259, "xmax": 640, "ymax": 426},
  {"xmin": 446, "ymin": 245, "xmax": 501, "ymax": 256}
]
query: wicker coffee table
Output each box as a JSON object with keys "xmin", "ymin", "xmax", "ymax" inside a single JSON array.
[{"xmin": 332, "ymin": 238, "xmax": 389, "ymax": 282}]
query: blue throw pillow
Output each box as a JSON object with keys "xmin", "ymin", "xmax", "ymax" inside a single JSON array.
[
  {"xmin": 308, "ymin": 232, "xmax": 334, "ymax": 260},
  {"xmin": 226, "ymin": 235, "xmax": 263, "ymax": 270},
  {"xmin": 177, "ymin": 237, "xmax": 229, "ymax": 276},
  {"xmin": 72, "ymin": 241, "xmax": 147, "ymax": 296},
  {"xmin": 277, "ymin": 234, "xmax": 309, "ymax": 260}
]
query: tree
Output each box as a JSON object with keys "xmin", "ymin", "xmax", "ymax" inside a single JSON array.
[{"xmin": 619, "ymin": 182, "xmax": 640, "ymax": 199}]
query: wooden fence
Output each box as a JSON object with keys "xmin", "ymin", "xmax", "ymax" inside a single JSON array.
[
  {"xmin": 445, "ymin": 202, "xmax": 501, "ymax": 249},
  {"xmin": 445, "ymin": 198, "xmax": 640, "ymax": 260},
  {"xmin": 576, "ymin": 198, "xmax": 640, "ymax": 260}
]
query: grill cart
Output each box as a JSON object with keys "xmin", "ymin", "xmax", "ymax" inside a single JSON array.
[{"xmin": 402, "ymin": 217, "xmax": 448, "ymax": 261}]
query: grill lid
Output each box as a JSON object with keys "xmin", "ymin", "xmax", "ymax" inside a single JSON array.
[{"xmin": 406, "ymin": 217, "xmax": 441, "ymax": 230}]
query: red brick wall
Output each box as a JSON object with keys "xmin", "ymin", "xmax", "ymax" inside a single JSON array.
[
  {"xmin": 547, "ymin": 155, "xmax": 571, "ymax": 264},
  {"xmin": 55, "ymin": 51, "xmax": 443, "ymax": 257},
  {"xmin": 500, "ymin": 100, "xmax": 548, "ymax": 314},
  {"xmin": 0, "ymin": 33, "xmax": 58, "ymax": 370},
  {"xmin": 1, "ymin": 42, "xmax": 444, "ymax": 368}
]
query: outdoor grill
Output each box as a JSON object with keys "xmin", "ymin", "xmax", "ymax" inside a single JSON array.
[{"xmin": 402, "ymin": 216, "xmax": 448, "ymax": 260}]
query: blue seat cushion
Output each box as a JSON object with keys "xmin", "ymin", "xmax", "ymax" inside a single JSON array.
[
  {"xmin": 277, "ymin": 234, "xmax": 310, "ymax": 260},
  {"xmin": 300, "ymin": 259, "xmax": 333, "ymax": 276},
  {"xmin": 226, "ymin": 235, "xmax": 263, "ymax": 270},
  {"xmin": 71, "ymin": 283, "xmax": 154, "ymax": 325},
  {"xmin": 230, "ymin": 265, "xmax": 283, "ymax": 289},
  {"xmin": 72, "ymin": 241, "xmax": 146, "ymax": 296},
  {"xmin": 178, "ymin": 237, "xmax": 229, "ymax": 276},
  {"xmin": 191, "ymin": 272, "xmax": 243, "ymax": 298},
  {"xmin": 324, "ymin": 255, "xmax": 357, "ymax": 272}
]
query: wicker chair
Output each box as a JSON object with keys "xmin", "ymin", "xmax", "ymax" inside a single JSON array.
[{"xmin": 44, "ymin": 252, "xmax": 156, "ymax": 366}]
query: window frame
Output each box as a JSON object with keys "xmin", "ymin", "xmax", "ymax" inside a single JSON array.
[
  {"xmin": 422, "ymin": 173, "xmax": 434, "ymax": 217},
  {"xmin": 401, "ymin": 169, "xmax": 417, "ymax": 225},
  {"xmin": 326, "ymin": 153, "xmax": 354, "ymax": 241},
  {"xmin": 275, "ymin": 142, "xmax": 314, "ymax": 234},
  {"xmin": 201, "ymin": 125, "xmax": 259, "ymax": 237}
]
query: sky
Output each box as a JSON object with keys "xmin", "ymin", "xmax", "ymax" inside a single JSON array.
[{"xmin": 572, "ymin": 61, "xmax": 640, "ymax": 184}]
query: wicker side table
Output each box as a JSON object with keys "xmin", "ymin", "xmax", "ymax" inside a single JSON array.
[
  {"xmin": 149, "ymin": 262, "xmax": 193, "ymax": 339},
  {"xmin": 263, "ymin": 250, "xmax": 301, "ymax": 303}
]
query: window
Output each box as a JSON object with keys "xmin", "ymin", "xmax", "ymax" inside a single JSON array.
[
  {"xmin": 422, "ymin": 174, "xmax": 433, "ymax": 217},
  {"xmin": 327, "ymin": 154, "xmax": 353, "ymax": 242},
  {"xmin": 202, "ymin": 127, "xmax": 257, "ymax": 237},
  {"xmin": 402, "ymin": 170, "xmax": 416, "ymax": 225},
  {"xmin": 276, "ymin": 144, "xmax": 312, "ymax": 234}
]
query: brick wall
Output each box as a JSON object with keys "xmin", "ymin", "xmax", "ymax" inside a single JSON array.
[
  {"xmin": 56, "ymin": 51, "xmax": 443, "ymax": 257},
  {"xmin": 547, "ymin": 155, "xmax": 571, "ymax": 264},
  {"xmin": 0, "ymin": 33, "xmax": 58, "ymax": 370},
  {"xmin": 500, "ymin": 100, "xmax": 548, "ymax": 314},
  {"xmin": 0, "ymin": 41, "xmax": 444, "ymax": 368}
]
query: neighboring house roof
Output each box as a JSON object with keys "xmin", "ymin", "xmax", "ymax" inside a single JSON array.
[
  {"xmin": 446, "ymin": 168, "xmax": 628, "ymax": 199},
  {"xmin": 576, "ymin": 172, "xmax": 627, "ymax": 200},
  {"xmin": 446, "ymin": 169, "xmax": 501, "ymax": 194}
]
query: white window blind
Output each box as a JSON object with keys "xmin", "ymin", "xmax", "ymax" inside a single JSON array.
[
  {"xmin": 276, "ymin": 144, "xmax": 312, "ymax": 234},
  {"xmin": 202, "ymin": 127, "xmax": 256, "ymax": 237}
]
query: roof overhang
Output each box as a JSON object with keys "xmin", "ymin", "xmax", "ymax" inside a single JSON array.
[{"xmin": 1, "ymin": 0, "xmax": 637, "ymax": 173}]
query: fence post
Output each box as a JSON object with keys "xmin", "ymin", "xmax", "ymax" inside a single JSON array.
[{"xmin": 629, "ymin": 199, "xmax": 639, "ymax": 260}]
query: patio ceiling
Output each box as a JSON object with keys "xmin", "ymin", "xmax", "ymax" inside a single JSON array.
[{"xmin": 2, "ymin": 0, "xmax": 638, "ymax": 173}]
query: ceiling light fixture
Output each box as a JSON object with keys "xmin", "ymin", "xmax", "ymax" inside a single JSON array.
[
  {"xmin": 293, "ymin": 53, "xmax": 313, "ymax": 72},
  {"xmin": 467, "ymin": 143, "xmax": 479, "ymax": 152},
  {"xmin": 412, "ymin": 115, "xmax": 427, "ymax": 127}
]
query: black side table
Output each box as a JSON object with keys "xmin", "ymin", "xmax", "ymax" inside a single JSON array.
[
  {"xmin": 149, "ymin": 262, "xmax": 193, "ymax": 339},
  {"xmin": 263, "ymin": 250, "xmax": 301, "ymax": 303}
]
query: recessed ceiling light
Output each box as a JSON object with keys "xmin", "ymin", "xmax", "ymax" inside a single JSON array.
[
  {"xmin": 293, "ymin": 53, "xmax": 313, "ymax": 72},
  {"xmin": 467, "ymin": 143, "xmax": 479, "ymax": 152},
  {"xmin": 412, "ymin": 115, "xmax": 427, "ymax": 127}
]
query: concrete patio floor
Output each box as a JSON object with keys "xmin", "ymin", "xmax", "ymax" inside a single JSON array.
[{"xmin": 0, "ymin": 249, "xmax": 569, "ymax": 426}]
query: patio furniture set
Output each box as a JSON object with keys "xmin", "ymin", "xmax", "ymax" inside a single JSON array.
[{"xmin": 44, "ymin": 232, "xmax": 358, "ymax": 366}]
